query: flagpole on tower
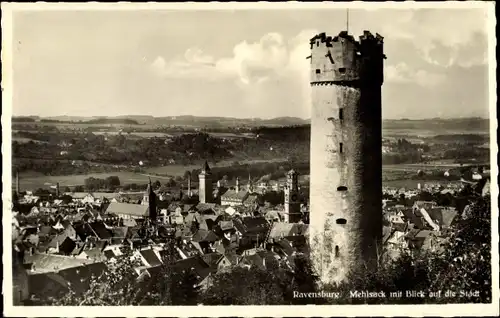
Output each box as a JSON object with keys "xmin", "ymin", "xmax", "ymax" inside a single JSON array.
[{"xmin": 346, "ymin": 8, "xmax": 349, "ymax": 33}]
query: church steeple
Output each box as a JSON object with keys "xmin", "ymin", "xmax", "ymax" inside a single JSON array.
[
  {"xmin": 145, "ymin": 178, "xmax": 157, "ymax": 223},
  {"xmin": 201, "ymin": 160, "xmax": 211, "ymax": 175},
  {"xmin": 248, "ymin": 173, "xmax": 254, "ymax": 193}
]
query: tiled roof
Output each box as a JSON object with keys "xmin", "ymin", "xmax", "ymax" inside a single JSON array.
[
  {"xmin": 24, "ymin": 253, "xmax": 96, "ymax": 273},
  {"xmin": 106, "ymin": 202, "xmax": 149, "ymax": 217},
  {"xmin": 276, "ymin": 239, "xmax": 294, "ymax": 256},
  {"xmin": 268, "ymin": 222, "xmax": 308, "ymax": 239},
  {"xmin": 427, "ymin": 207, "xmax": 458, "ymax": 228},
  {"xmin": 201, "ymin": 253, "xmax": 223, "ymax": 268},
  {"xmin": 401, "ymin": 208, "xmax": 426, "ymax": 229},
  {"xmin": 58, "ymin": 237, "xmax": 77, "ymax": 255},
  {"xmin": 195, "ymin": 203, "xmax": 217, "ymax": 213},
  {"xmin": 140, "ymin": 249, "xmax": 162, "ymax": 267},
  {"xmin": 192, "ymin": 229, "xmax": 219, "ymax": 243},
  {"xmin": 221, "ymin": 189, "xmax": 249, "ymax": 201},
  {"xmin": 88, "ymin": 222, "xmax": 112, "ymax": 240},
  {"xmin": 111, "ymin": 226, "xmax": 128, "ymax": 238}
]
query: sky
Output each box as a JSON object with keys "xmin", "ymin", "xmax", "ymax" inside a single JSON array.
[{"xmin": 10, "ymin": 6, "xmax": 491, "ymax": 119}]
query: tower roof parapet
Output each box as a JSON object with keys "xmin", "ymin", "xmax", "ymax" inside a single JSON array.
[{"xmin": 310, "ymin": 31, "xmax": 384, "ymax": 51}]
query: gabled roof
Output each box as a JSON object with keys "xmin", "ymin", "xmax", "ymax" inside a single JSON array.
[
  {"xmin": 192, "ymin": 229, "xmax": 219, "ymax": 243},
  {"xmin": 140, "ymin": 249, "xmax": 162, "ymax": 267},
  {"xmin": 111, "ymin": 226, "xmax": 129, "ymax": 238},
  {"xmin": 24, "ymin": 253, "xmax": 95, "ymax": 273},
  {"xmin": 88, "ymin": 222, "xmax": 112, "ymax": 240},
  {"xmin": 276, "ymin": 238, "xmax": 295, "ymax": 256},
  {"xmin": 201, "ymin": 252, "xmax": 224, "ymax": 268},
  {"xmin": 234, "ymin": 217, "xmax": 269, "ymax": 235},
  {"xmin": 106, "ymin": 202, "xmax": 149, "ymax": 217},
  {"xmin": 195, "ymin": 203, "xmax": 217, "ymax": 213},
  {"xmin": 221, "ymin": 189, "xmax": 249, "ymax": 201},
  {"xmin": 427, "ymin": 207, "xmax": 458, "ymax": 228},
  {"xmin": 58, "ymin": 237, "xmax": 77, "ymax": 255},
  {"xmin": 268, "ymin": 222, "xmax": 308, "ymax": 239}
]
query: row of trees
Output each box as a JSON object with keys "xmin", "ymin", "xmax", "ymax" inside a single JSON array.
[{"xmin": 84, "ymin": 176, "xmax": 121, "ymax": 191}]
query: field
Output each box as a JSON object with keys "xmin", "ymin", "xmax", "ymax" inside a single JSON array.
[
  {"xmin": 13, "ymin": 158, "xmax": 290, "ymax": 190},
  {"xmin": 14, "ymin": 171, "xmax": 154, "ymax": 190},
  {"xmin": 143, "ymin": 158, "xmax": 287, "ymax": 175},
  {"xmin": 12, "ymin": 137, "xmax": 48, "ymax": 144},
  {"xmin": 92, "ymin": 131, "xmax": 174, "ymax": 138},
  {"xmin": 383, "ymin": 179, "xmax": 462, "ymax": 189}
]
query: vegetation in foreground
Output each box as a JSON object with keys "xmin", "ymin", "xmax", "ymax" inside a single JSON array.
[{"xmin": 31, "ymin": 196, "xmax": 490, "ymax": 306}]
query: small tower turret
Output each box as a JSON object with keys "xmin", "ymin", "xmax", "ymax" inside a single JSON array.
[
  {"xmin": 198, "ymin": 160, "xmax": 213, "ymax": 204},
  {"xmin": 235, "ymin": 177, "xmax": 240, "ymax": 193}
]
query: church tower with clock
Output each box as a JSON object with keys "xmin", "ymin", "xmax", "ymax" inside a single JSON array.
[{"xmin": 284, "ymin": 169, "xmax": 301, "ymax": 223}]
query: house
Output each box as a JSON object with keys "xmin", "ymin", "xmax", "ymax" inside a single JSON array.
[
  {"xmin": 200, "ymin": 252, "xmax": 224, "ymax": 271},
  {"xmin": 136, "ymin": 248, "xmax": 163, "ymax": 268},
  {"xmin": 27, "ymin": 262, "xmax": 107, "ymax": 300},
  {"xmin": 195, "ymin": 203, "xmax": 217, "ymax": 215},
  {"xmin": 105, "ymin": 202, "xmax": 150, "ymax": 220},
  {"xmin": 239, "ymin": 250, "xmax": 281, "ymax": 270},
  {"xmin": 142, "ymin": 255, "xmax": 215, "ymax": 290},
  {"xmin": 24, "ymin": 253, "xmax": 96, "ymax": 274},
  {"xmin": 426, "ymin": 207, "xmax": 458, "ymax": 230},
  {"xmin": 405, "ymin": 229, "xmax": 433, "ymax": 250},
  {"xmin": 266, "ymin": 222, "xmax": 309, "ymax": 241}
]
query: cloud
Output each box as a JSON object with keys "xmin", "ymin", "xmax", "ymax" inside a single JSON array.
[
  {"xmin": 385, "ymin": 63, "xmax": 446, "ymax": 87},
  {"xmin": 374, "ymin": 9, "xmax": 488, "ymax": 68},
  {"xmin": 150, "ymin": 30, "xmax": 318, "ymax": 86}
]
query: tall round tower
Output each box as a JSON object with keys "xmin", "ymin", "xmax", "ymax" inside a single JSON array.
[{"xmin": 308, "ymin": 31, "xmax": 385, "ymax": 284}]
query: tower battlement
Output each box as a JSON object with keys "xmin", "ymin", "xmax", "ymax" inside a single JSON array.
[{"xmin": 309, "ymin": 31, "xmax": 386, "ymax": 86}]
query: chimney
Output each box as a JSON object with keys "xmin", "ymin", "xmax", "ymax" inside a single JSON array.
[
  {"xmin": 187, "ymin": 174, "xmax": 192, "ymax": 197},
  {"xmin": 164, "ymin": 211, "xmax": 168, "ymax": 224},
  {"xmin": 56, "ymin": 182, "xmax": 60, "ymax": 197},
  {"xmin": 235, "ymin": 177, "xmax": 240, "ymax": 193}
]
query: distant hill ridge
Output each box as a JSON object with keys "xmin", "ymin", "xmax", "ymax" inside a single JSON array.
[{"xmin": 12, "ymin": 115, "xmax": 489, "ymax": 130}]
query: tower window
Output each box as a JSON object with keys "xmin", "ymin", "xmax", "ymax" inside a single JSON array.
[
  {"xmin": 336, "ymin": 218, "xmax": 347, "ymax": 225},
  {"xmin": 339, "ymin": 108, "xmax": 344, "ymax": 120},
  {"xmin": 335, "ymin": 246, "xmax": 340, "ymax": 258},
  {"xmin": 337, "ymin": 186, "xmax": 348, "ymax": 191},
  {"xmin": 339, "ymin": 142, "xmax": 343, "ymax": 153},
  {"xmin": 339, "ymin": 67, "xmax": 346, "ymax": 74},
  {"xmin": 316, "ymin": 69, "xmax": 321, "ymax": 74}
]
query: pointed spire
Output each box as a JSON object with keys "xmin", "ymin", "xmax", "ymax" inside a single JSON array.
[{"xmin": 202, "ymin": 160, "xmax": 211, "ymax": 174}]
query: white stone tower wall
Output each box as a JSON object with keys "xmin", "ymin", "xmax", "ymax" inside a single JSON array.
[{"xmin": 309, "ymin": 31, "xmax": 384, "ymax": 285}]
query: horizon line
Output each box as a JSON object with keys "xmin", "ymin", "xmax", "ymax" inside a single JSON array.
[{"xmin": 10, "ymin": 114, "xmax": 490, "ymax": 121}]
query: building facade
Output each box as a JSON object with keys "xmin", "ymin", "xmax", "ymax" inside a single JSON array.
[{"xmin": 309, "ymin": 31, "xmax": 385, "ymax": 284}]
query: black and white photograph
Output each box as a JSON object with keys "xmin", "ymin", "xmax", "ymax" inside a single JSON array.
[{"xmin": 2, "ymin": 2, "xmax": 498, "ymax": 317}]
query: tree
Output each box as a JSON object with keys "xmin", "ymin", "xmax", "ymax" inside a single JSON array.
[
  {"xmin": 51, "ymin": 251, "xmax": 146, "ymax": 305},
  {"xmin": 63, "ymin": 186, "xmax": 71, "ymax": 193},
  {"xmin": 50, "ymin": 239, "xmax": 200, "ymax": 305},
  {"xmin": 426, "ymin": 196, "xmax": 491, "ymax": 303},
  {"xmin": 153, "ymin": 180, "xmax": 162, "ymax": 189},
  {"xmin": 106, "ymin": 176, "xmax": 121, "ymax": 190},
  {"xmin": 202, "ymin": 266, "xmax": 288, "ymax": 305},
  {"xmin": 74, "ymin": 185, "xmax": 84, "ymax": 192}
]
